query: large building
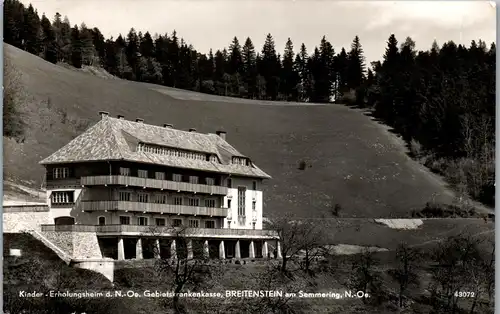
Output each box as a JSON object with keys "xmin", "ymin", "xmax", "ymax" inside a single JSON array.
[{"xmin": 38, "ymin": 111, "xmax": 279, "ymax": 261}]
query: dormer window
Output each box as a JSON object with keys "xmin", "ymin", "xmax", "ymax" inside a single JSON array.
[{"xmin": 232, "ymin": 157, "xmax": 249, "ymax": 166}]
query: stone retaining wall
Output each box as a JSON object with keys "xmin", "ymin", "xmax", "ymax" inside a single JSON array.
[
  {"xmin": 3, "ymin": 211, "xmax": 51, "ymax": 232},
  {"xmin": 41, "ymin": 231, "xmax": 102, "ymax": 259}
]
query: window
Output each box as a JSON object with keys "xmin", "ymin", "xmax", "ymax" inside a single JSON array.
[
  {"xmin": 120, "ymin": 216, "xmax": 131, "ymax": 225},
  {"xmin": 189, "ymin": 219, "xmax": 199, "ymax": 228},
  {"xmin": 155, "ymin": 172, "xmax": 165, "ymax": 180},
  {"xmin": 119, "ymin": 191, "xmax": 131, "ymax": 201},
  {"xmin": 205, "ymin": 220, "xmax": 215, "ymax": 228},
  {"xmin": 154, "ymin": 194, "xmax": 167, "ymax": 204},
  {"xmin": 138, "ymin": 217, "xmax": 148, "ymax": 226},
  {"xmin": 119, "ymin": 167, "xmax": 130, "ymax": 176},
  {"xmin": 227, "ymin": 178, "xmax": 232, "ymax": 188},
  {"xmin": 188, "ymin": 198, "xmax": 200, "ymax": 207},
  {"xmin": 232, "ymin": 157, "xmax": 248, "ymax": 165},
  {"xmin": 205, "ymin": 199, "xmax": 216, "ymax": 208},
  {"xmin": 138, "ymin": 193, "xmax": 149, "ymax": 203},
  {"xmin": 53, "ymin": 167, "xmax": 69, "ymax": 179},
  {"xmin": 189, "ymin": 176, "xmax": 199, "ymax": 184},
  {"xmin": 173, "ymin": 196, "xmax": 183, "ymax": 205},
  {"xmin": 252, "ymin": 181, "xmax": 257, "ymax": 190},
  {"xmin": 238, "ymin": 187, "xmax": 246, "ymax": 216},
  {"xmin": 51, "ymin": 191, "xmax": 74, "ymax": 204},
  {"xmin": 173, "ymin": 219, "xmax": 182, "ymax": 227},
  {"xmin": 252, "ymin": 222, "xmax": 256, "ymax": 230},
  {"xmin": 138, "ymin": 169, "xmax": 148, "ymax": 178},
  {"xmin": 173, "ymin": 174, "xmax": 182, "ymax": 182},
  {"xmin": 98, "ymin": 216, "xmax": 106, "ymax": 226},
  {"xmin": 227, "ymin": 199, "xmax": 232, "ymax": 208},
  {"xmin": 205, "ymin": 178, "xmax": 215, "ymax": 186},
  {"xmin": 252, "ymin": 201, "xmax": 256, "ymax": 210},
  {"xmin": 155, "ymin": 218, "xmax": 166, "ymax": 226}
]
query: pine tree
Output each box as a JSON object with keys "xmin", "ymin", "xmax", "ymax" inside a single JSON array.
[
  {"xmin": 79, "ymin": 22, "xmax": 97, "ymax": 66},
  {"xmin": 242, "ymin": 37, "xmax": 257, "ymax": 98},
  {"xmin": 70, "ymin": 25, "xmax": 82, "ymax": 68},
  {"xmin": 23, "ymin": 4, "xmax": 41, "ymax": 54},
  {"xmin": 333, "ymin": 48, "xmax": 349, "ymax": 100},
  {"xmin": 228, "ymin": 37, "xmax": 243, "ymax": 75},
  {"xmin": 91, "ymin": 27, "xmax": 106, "ymax": 66},
  {"xmin": 40, "ymin": 14, "xmax": 58, "ymax": 63},
  {"xmin": 125, "ymin": 28, "xmax": 140, "ymax": 80},
  {"xmin": 281, "ymin": 38, "xmax": 299, "ymax": 101},
  {"xmin": 140, "ymin": 31, "xmax": 155, "ymax": 58},
  {"xmin": 346, "ymin": 35, "xmax": 366, "ymax": 91},
  {"xmin": 4, "ymin": 0, "xmax": 26, "ymax": 48},
  {"xmin": 260, "ymin": 33, "xmax": 279, "ymax": 100}
]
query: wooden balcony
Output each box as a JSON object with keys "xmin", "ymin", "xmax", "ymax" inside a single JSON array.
[
  {"xmin": 40, "ymin": 224, "xmax": 279, "ymax": 239},
  {"xmin": 80, "ymin": 200, "xmax": 228, "ymax": 217},
  {"xmin": 81, "ymin": 175, "xmax": 228, "ymax": 195}
]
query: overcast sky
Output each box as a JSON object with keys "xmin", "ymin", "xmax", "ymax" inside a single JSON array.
[{"xmin": 24, "ymin": 0, "xmax": 496, "ymax": 63}]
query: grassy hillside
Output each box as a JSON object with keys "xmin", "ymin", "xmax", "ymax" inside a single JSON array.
[{"xmin": 4, "ymin": 43, "xmax": 465, "ymax": 218}]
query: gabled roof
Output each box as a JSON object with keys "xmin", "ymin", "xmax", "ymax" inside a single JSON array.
[{"xmin": 40, "ymin": 116, "xmax": 271, "ymax": 179}]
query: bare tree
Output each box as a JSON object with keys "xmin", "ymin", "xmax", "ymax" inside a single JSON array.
[
  {"xmin": 389, "ymin": 242, "xmax": 421, "ymax": 309},
  {"xmin": 267, "ymin": 215, "xmax": 327, "ymax": 275},
  {"xmin": 348, "ymin": 249, "xmax": 381, "ymax": 304},
  {"xmin": 144, "ymin": 225, "xmax": 223, "ymax": 314},
  {"xmin": 429, "ymin": 234, "xmax": 484, "ymax": 313}
]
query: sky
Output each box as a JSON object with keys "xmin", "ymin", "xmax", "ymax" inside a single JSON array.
[{"xmin": 24, "ymin": 0, "xmax": 496, "ymax": 63}]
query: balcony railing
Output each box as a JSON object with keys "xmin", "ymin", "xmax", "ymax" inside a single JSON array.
[
  {"xmin": 80, "ymin": 200, "xmax": 228, "ymax": 217},
  {"xmin": 81, "ymin": 176, "xmax": 228, "ymax": 195},
  {"xmin": 40, "ymin": 224, "xmax": 278, "ymax": 238}
]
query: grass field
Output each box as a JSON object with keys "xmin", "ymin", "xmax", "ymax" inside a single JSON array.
[{"xmin": 3, "ymin": 43, "xmax": 472, "ymax": 218}]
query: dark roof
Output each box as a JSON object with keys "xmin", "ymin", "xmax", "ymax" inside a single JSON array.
[{"xmin": 39, "ymin": 116, "xmax": 271, "ymax": 179}]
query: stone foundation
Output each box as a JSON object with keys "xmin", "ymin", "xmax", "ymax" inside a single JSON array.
[{"xmin": 41, "ymin": 231, "xmax": 102, "ymax": 259}]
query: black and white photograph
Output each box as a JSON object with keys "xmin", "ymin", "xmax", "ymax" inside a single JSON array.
[{"xmin": 2, "ymin": 0, "xmax": 496, "ymax": 313}]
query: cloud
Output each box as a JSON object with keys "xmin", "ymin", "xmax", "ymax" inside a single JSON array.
[{"xmin": 363, "ymin": 1, "xmax": 494, "ymax": 30}]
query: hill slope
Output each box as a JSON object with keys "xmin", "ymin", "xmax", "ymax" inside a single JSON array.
[{"xmin": 4, "ymin": 43, "xmax": 459, "ymax": 218}]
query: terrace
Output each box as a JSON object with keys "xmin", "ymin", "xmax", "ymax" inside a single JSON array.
[
  {"xmin": 80, "ymin": 200, "xmax": 229, "ymax": 217},
  {"xmin": 40, "ymin": 224, "xmax": 278, "ymax": 239},
  {"xmin": 80, "ymin": 175, "xmax": 229, "ymax": 195}
]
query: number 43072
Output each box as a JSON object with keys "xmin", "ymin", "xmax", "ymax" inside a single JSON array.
[{"xmin": 454, "ymin": 291, "xmax": 475, "ymax": 298}]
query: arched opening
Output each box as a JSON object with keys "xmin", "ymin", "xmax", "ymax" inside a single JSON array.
[
  {"xmin": 54, "ymin": 216, "xmax": 75, "ymax": 225},
  {"xmin": 98, "ymin": 216, "xmax": 106, "ymax": 226}
]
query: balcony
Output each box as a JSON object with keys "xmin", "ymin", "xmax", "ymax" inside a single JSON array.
[
  {"xmin": 80, "ymin": 200, "xmax": 228, "ymax": 217},
  {"xmin": 40, "ymin": 224, "xmax": 279, "ymax": 239},
  {"xmin": 80, "ymin": 175, "xmax": 228, "ymax": 195}
]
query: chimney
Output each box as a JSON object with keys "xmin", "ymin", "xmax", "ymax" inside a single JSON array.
[
  {"xmin": 117, "ymin": 115, "xmax": 125, "ymax": 120},
  {"xmin": 99, "ymin": 111, "xmax": 109, "ymax": 119},
  {"xmin": 136, "ymin": 118, "xmax": 144, "ymax": 123},
  {"xmin": 216, "ymin": 130, "xmax": 227, "ymax": 140},
  {"xmin": 189, "ymin": 128, "xmax": 197, "ymax": 132},
  {"xmin": 164, "ymin": 124, "xmax": 173, "ymax": 128}
]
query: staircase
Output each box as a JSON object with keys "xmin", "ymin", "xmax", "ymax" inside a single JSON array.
[{"xmin": 25, "ymin": 230, "xmax": 72, "ymax": 264}]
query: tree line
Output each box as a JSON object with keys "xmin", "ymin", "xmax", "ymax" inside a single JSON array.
[
  {"xmin": 4, "ymin": 0, "xmax": 366, "ymax": 103},
  {"xmin": 4, "ymin": 0, "xmax": 495, "ymax": 206}
]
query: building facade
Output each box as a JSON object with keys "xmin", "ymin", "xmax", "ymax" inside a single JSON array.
[{"xmin": 39, "ymin": 111, "xmax": 279, "ymax": 261}]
